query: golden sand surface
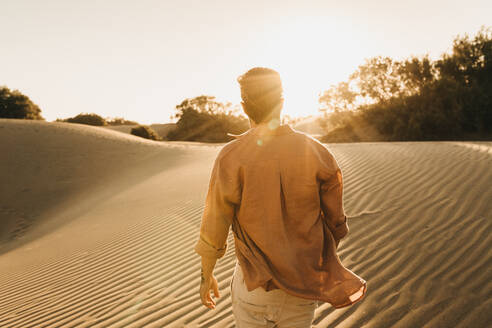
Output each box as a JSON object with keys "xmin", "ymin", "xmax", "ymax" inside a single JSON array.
[{"xmin": 0, "ymin": 119, "xmax": 491, "ymax": 327}]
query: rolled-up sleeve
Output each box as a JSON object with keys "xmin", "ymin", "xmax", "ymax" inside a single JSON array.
[
  {"xmin": 194, "ymin": 152, "xmax": 240, "ymax": 259},
  {"xmin": 194, "ymin": 234, "xmax": 228, "ymax": 259},
  {"xmin": 318, "ymin": 149, "xmax": 349, "ymax": 241}
]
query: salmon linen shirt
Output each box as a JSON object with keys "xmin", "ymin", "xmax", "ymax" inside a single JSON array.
[{"xmin": 194, "ymin": 124, "xmax": 366, "ymax": 308}]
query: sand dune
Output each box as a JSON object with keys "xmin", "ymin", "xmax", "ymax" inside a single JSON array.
[{"xmin": 0, "ymin": 119, "xmax": 491, "ymax": 327}]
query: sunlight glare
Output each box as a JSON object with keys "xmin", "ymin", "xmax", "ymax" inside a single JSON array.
[{"xmin": 246, "ymin": 17, "xmax": 364, "ymax": 119}]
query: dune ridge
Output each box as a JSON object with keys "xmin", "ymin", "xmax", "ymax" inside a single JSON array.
[
  {"xmin": 0, "ymin": 120, "xmax": 491, "ymax": 327},
  {"xmin": 0, "ymin": 119, "xmax": 216, "ymax": 255}
]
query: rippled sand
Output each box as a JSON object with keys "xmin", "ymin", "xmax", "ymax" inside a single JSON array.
[{"xmin": 0, "ymin": 119, "xmax": 490, "ymax": 328}]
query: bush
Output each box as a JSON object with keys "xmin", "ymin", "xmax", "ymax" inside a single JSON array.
[
  {"xmin": 57, "ymin": 113, "xmax": 107, "ymax": 126},
  {"xmin": 318, "ymin": 26, "xmax": 492, "ymax": 141},
  {"xmin": 106, "ymin": 117, "xmax": 139, "ymax": 126},
  {"xmin": 130, "ymin": 125, "xmax": 162, "ymax": 141},
  {"xmin": 0, "ymin": 86, "xmax": 44, "ymax": 120}
]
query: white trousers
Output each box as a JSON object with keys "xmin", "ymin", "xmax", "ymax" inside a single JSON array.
[{"xmin": 231, "ymin": 261, "xmax": 318, "ymax": 328}]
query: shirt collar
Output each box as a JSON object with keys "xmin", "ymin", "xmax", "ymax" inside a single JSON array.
[
  {"xmin": 228, "ymin": 124, "xmax": 294, "ymax": 139},
  {"xmin": 250, "ymin": 124, "xmax": 294, "ymax": 136}
]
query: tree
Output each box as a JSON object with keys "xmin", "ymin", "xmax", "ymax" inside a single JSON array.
[
  {"xmin": 318, "ymin": 26, "xmax": 492, "ymax": 142},
  {"xmin": 349, "ymin": 56, "xmax": 404, "ymax": 103},
  {"xmin": 167, "ymin": 95, "xmax": 249, "ymax": 142},
  {"xmin": 318, "ymin": 82, "xmax": 358, "ymax": 130},
  {"xmin": 319, "ymin": 81, "xmax": 357, "ymax": 113},
  {"xmin": 0, "ymin": 86, "xmax": 44, "ymax": 120},
  {"xmin": 397, "ymin": 56, "xmax": 436, "ymax": 95},
  {"xmin": 436, "ymin": 26, "xmax": 492, "ymax": 133}
]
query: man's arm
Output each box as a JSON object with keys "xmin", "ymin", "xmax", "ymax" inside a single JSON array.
[
  {"xmin": 318, "ymin": 149, "xmax": 349, "ymax": 247},
  {"xmin": 194, "ymin": 154, "xmax": 239, "ymax": 309}
]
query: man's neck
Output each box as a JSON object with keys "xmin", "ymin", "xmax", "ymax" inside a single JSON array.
[{"xmin": 250, "ymin": 117, "xmax": 281, "ymax": 130}]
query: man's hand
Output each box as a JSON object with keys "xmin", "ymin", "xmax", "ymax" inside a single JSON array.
[{"xmin": 200, "ymin": 269, "xmax": 220, "ymax": 309}]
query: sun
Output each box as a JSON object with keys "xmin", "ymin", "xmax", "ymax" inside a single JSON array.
[
  {"xmin": 245, "ymin": 17, "xmax": 363, "ymax": 119},
  {"xmin": 280, "ymin": 70, "xmax": 324, "ymax": 119}
]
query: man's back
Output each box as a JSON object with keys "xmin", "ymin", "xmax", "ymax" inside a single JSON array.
[{"xmin": 195, "ymin": 123, "xmax": 366, "ymax": 308}]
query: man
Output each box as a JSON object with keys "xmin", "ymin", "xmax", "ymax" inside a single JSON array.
[{"xmin": 194, "ymin": 67, "xmax": 366, "ymax": 327}]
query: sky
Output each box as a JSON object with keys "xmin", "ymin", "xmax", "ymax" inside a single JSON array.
[{"xmin": 1, "ymin": 0, "xmax": 491, "ymax": 124}]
